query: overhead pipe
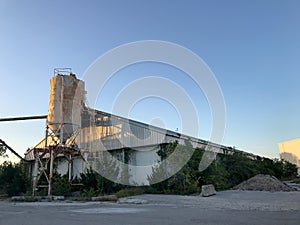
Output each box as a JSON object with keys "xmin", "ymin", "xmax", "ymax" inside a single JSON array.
[{"xmin": 0, "ymin": 115, "xmax": 47, "ymax": 122}]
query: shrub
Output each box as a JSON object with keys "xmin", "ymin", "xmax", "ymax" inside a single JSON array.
[
  {"xmin": 0, "ymin": 161, "xmax": 30, "ymax": 196},
  {"xmin": 115, "ymin": 188, "xmax": 144, "ymax": 198},
  {"xmin": 51, "ymin": 175, "xmax": 71, "ymax": 196}
]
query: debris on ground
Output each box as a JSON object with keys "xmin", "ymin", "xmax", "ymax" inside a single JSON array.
[
  {"xmin": 118, "ymin": 198, "xmax": 148, "ymax": 204},
  {"xmin": 283, "ymin": 181, "xmax": 300, "ymax": 191},
  {"xmin": 232, "ymin": 174, "xmax": 297, "ymax": 192},
  {"xmin": 11, "ymin": 195, "xmax": 65, "ymax": 202}
]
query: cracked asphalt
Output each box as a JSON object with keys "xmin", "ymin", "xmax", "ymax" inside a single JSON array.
[{"xmin": 0, "ymin": 190, "xmax": 299, "ymax": 225}]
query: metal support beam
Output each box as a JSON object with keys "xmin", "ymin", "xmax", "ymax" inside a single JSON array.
[
  {"xmin": 48, "ymin": 148, "xmax": 54, "ymax": 196},
  {"xmin": 0, "ymin": 139, "xmax": 27, "ymax": 161},
  {"xmin": 32, "ymin": 126, "xmax": 84, "ymax": 196}
]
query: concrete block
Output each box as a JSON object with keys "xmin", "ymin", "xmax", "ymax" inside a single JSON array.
[
  {"xmin": 52, "ymin": 196, "xmax": 64, "ymax": 201},
  {"xmin": 201, "ymin": 184, "xmax": 216, "ymax": 197}
]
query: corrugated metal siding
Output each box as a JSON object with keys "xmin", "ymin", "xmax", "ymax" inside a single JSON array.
[
  {"xmin": 25, "ymin": 108, "xmax": 248, "ymax": 161},
  {"xmin": 80, "ymin": 109, "xmax": 171, "ymax": 151}
]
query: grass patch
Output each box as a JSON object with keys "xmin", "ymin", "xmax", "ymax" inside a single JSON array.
[{"xmin": 115, "ymin": 188, "xmax": 144, "ymax": 198}]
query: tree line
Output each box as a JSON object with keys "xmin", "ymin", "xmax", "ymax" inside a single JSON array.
[{"xmin": 148, "ymin": 141, "xmax": 297, "ymax": 194}]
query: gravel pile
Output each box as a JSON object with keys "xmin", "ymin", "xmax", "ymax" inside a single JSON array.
[{"xmin": 232, "ymin": 174, "xmax": 297, "ymax": 192}]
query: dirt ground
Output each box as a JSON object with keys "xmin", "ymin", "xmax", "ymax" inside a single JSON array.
[{"xmin": 0, "ymin": 190, "xmax": 299, "ymax": 225}]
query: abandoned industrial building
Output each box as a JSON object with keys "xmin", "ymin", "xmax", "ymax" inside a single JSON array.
[{"xmin": 20, "ymin": 69, "xmax": 260, "ymax": 195}]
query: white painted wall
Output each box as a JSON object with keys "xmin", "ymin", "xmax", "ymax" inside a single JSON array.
[{"xmin": 128, "ymin": 146, "xmax": 160, "ymax": 185}]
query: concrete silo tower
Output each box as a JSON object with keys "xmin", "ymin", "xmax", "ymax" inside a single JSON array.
[
  {"xmin": 47, "ymin": 69, "xmax": 85, "ymax": 144},
  {"xmin": 32, "ymin": 68, "xmax": 86, "ymax": 196}
]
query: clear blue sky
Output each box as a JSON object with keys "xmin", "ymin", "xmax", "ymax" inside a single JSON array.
[{"xmin": 0, "ymin": 0, "xmax": 299, "ymax": 161}]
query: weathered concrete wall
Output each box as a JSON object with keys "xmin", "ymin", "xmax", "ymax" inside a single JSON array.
[
  {"xmin": 55, "ymin": 157, "xmax": 85, "ymax": 179},
  {"xmin": 278, "ymin": 138, "xmax": 300, "ymax": 175},
  {"xmin": 53, "ymin": 145, "xmax": 160, "ymax": 185}
]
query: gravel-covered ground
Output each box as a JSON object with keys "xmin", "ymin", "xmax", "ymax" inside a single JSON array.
[{"xmin": 0, "ymin": 190, "xmax": 299, "ymax": 225}]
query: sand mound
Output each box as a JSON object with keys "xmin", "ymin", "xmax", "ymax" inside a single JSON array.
[{"xmin": 233, "ymin": 174, "xmax": 296, "ymax": 192}]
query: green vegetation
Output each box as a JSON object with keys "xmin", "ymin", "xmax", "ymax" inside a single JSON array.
[
  {"xmin": 148, "ymin": 141, "xmax": 298, "ymax": 194},
  {"xmin": 115, "ymin": 188, "xmax": 144, "ymax": 198},
  {"xmin": 0, "ymin": 161, "xmax": 30, "ymax": 196},
  {"xmin": 0, "ymin": 143, "xmax": 8, "ymax": 158},
  {"xmin": 79, "ymin": 169, "xmax": 122, "ymax": 197},
  {"xmin": 0, "ymin": 141, "xmax": 298, "ymax": 197},
  {"xmin": 51, "ymin": 175, "xmax": 71, "ymax": 196}
]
